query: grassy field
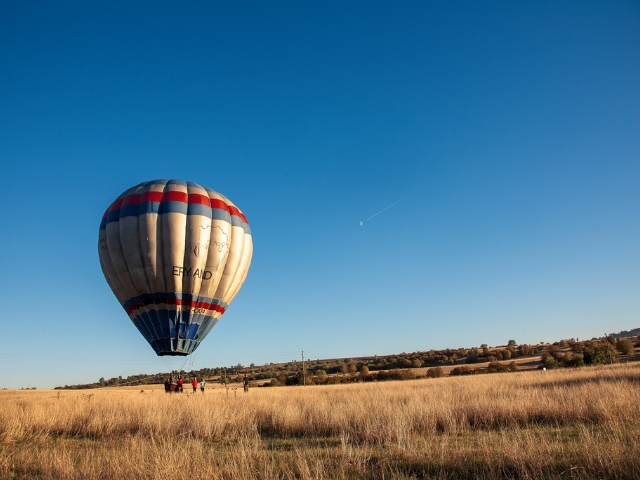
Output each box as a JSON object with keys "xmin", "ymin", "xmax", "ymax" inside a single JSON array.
[{"xmin": 1, "ymin": 364, "xmax": 639, "ymax": 479}]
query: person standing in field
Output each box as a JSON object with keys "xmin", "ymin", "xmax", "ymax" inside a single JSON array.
[
  {"xmin": 177, "ymin": 377, "xmax": 183, "ymax": 393},
  {"xmin": 164, "ymin": 378, "xmax": 170, "ymax": 393},
  {"xmin": 191, "ymin": 378, "xmax": 198, "ymax": 393},
  {"xmin": 200, "ymin": 378, "xmax": 206, "ymax": 393},
  {"xmin": 243, "ymin": 374, "xmax": 249, "ymax": 393}
]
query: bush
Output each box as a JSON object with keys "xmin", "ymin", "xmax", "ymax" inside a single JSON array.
[
  {"xmin": 540, "ymin": 356, "xmax": 559, "ymax": 370},
  {"xmin": 584, "ymin": 344, "xmax": 618, "ymax": 365},
  {"xmin": 375, "ymin": 369, "xmax": 416, "ymax": 382},
  {"xmin": 616, "ymin": 339, "xmax": 635, "ymax": 357},
  {"xmin": 566, "ymin": 354, "xmax": 585, "ymax": 367},
  {"xmin": 486, "ymin": 361, "xmax": 512, "ymax": 373},
  {"xmin": 425, "ymin": 367, "xmax": 444, "ymax": 378},
  {"xmin": 450, "ymin": 366, "xmax": 476, "ymax": 376}
]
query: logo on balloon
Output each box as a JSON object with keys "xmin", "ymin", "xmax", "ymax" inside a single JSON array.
[{"xmin": 191, "ymin": 225, "xmax": 229, "ymax": 260}]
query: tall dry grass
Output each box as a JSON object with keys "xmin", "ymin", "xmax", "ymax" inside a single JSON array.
[{"xmin": 1, "ymin": 364, "xmax": 639, "ymax": 479}]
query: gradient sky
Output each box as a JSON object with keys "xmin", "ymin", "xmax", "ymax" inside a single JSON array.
[{"xmin": 1, "ymin": 1, "xmax": 639, "ymax": 389}]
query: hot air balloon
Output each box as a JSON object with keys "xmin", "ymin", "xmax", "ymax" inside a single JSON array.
[{"xmin": 98, "ymin": 179, "xmax": 253, "ymax": 356}]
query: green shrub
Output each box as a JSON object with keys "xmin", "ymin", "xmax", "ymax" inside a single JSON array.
[
  {"xmin": 566, "ymin": 354, "xmax": 585, "ymax": 367},
  {"xmin": 584, "ymin": 344, "xmax": 618, "ymax": 365},
  {"xmin": 540, "ymin": 356, "xmax": 559, "ymax": 370},
  {"xmin": 450, "ymin": 366, "xmax": 476, "ymax": 376},
  {"xmin": 616, "ymin": 339, "xmax": 635, "ymax": 356}
]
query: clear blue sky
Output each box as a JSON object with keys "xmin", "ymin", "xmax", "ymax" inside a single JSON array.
[{"xmin": 1, "ymin": 2, "xmax": 639, "ymax": 389}]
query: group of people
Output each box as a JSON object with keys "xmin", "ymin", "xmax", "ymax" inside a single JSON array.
[
  {"xmin": 163, "ymin": 372, "xmax": 251, "ymax": 393},
  {"xmin": 163, "ymin": 373, "xmax": 206, "ymax": 394}
]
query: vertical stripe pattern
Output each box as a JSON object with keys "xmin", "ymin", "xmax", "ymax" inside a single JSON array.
[{"xmin": 98, "ymin": 179, "xmax": 253, "ymax": 356}]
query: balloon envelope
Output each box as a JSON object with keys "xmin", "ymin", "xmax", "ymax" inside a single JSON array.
[{"xmin": 98, "ymin": 179, "xmax": 253, "ymax": 356}]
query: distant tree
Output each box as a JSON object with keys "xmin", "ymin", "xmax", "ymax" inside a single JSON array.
[
  {"xmin": 480, "ymin": 344, "xmax": 488, "ymax": 349},
  {"xmin": 411, "ymin": 359, "xmax": 423, "ymax": 368},
  {"xmin": 540, "ymin": 356, "xmax": 559, "ymax": 369},
  {"xmin": 487, "ymin": 361, "xmax": 509, "ymax": 373},
  {"xmin": 450, "ymin": 366, "xmax": 475, "ymax": 376},
  {"xmin": 584, "ymin": 344, "xmax": 618, "ymax": 365},
  {"xmin": 348, "ymin": 362, "xmax": 358, "ymax": 375},
  {"xmin": 340, "ymin": 364, "xmax": 348, "ymax": 375},
  {"xmin": 399, "ymin": 358, "xmax": 412, "ymax": 368},
  {"xmin": 616, "ymin": 339, "xmax": 635, "ymax": 356},
  {"xmin": 566, "ymin": 353, "xmax": 585, "ymax": 367},
  {"xmin": 426, "ymin": 367, "xmax": 444, "ymax": 378},
  {"xmin": 508, "ymin": 340, "xmax": 517, "ymax": 346}
]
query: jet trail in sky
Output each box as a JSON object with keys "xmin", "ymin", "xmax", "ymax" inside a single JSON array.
[{"xmin": 360, "ymin": 190, "xmax": 418, "ymax": 226}]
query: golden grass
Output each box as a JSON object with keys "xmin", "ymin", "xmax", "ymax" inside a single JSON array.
[{"xmin": 2, "ymin": 364, "xmax": 639, "ymax": 479}]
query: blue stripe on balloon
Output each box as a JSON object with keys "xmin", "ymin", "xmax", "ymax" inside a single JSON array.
[
  {"xmin": 211, "ymin": 208, "xmax": 231, "ymax": 222},
  {"xmin": 231, "ymin": 215, "xmax": 252, "ymax": 234},
  {"xmin": 132, "ymin": 310, "xmax": 214, "ymax": 352},
  {"xmin": 187, "ymin": 203, "xmax": 212, "ymax": 217},
  {"xmin": 105, "ymin": 202, "xmax": 240, "ymax": 225},
  {"xmin": 149, "ymin": 338, "xmax": 201, "ymax": 356},
  {"xmin": 107, "ymin": 209, "xmax": 120, "ymax": 224},
  {"xmin": 119, "ymin": 204, "xmax": 139, "ymax": 218},
  {"xmin": 159, "ymin": 201, "xmax": 188, "ymax": 215},
  {"xmin": 138, "ymin": 201, "xmax": 161, "ymax": 215},
  {"xmin": 122, "ymin": 292, "xmax": 228, "ymax": 312}
]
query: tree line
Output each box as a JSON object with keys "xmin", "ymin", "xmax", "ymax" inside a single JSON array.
[{"xmin": 55, "ymin": 333, "xmax": 639, "ymax": 390}]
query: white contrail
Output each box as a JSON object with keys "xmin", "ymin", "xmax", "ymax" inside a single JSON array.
[{"xmin": 360, "ymin": 190, "xmax": 418, "ymax": 225}]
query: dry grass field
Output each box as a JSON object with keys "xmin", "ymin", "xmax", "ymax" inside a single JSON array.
[{"xmin": 1, "ymin": 364, "xmax": 639, "ymax": 479}]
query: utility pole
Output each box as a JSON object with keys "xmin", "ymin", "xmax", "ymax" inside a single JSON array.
[{"xmin": 302, "ymin": 350, "xmax": 305, "ymax": 387}]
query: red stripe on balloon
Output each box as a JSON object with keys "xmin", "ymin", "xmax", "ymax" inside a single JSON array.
[
  {"xmin": 209, "ymin": 199, "xmax": 231, "ymax": 212},
  {"xmin": 108, "ymin": 199, "xmax": 123, "ymax": 213},
  {"xmin": 121, "ymin": 194, "xmax": 141, "ymax": 207},
  {"xmin": 188, "ymin": 194, "xmax": 211, "ymax": 207},
  {"xmin": 140, "ymin": 191, "xmax": 164, "ymax": 203},
  {"xmin": 162, "ymin": 191, "xmax": 188, "ymax": 203},
  {"xmin": 228, "ymin": 205, "xmax": 249, "ymax": 224},
  {"xmin": 125, "ymin": 298, "xmax": 226, "ymax": 315}
]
